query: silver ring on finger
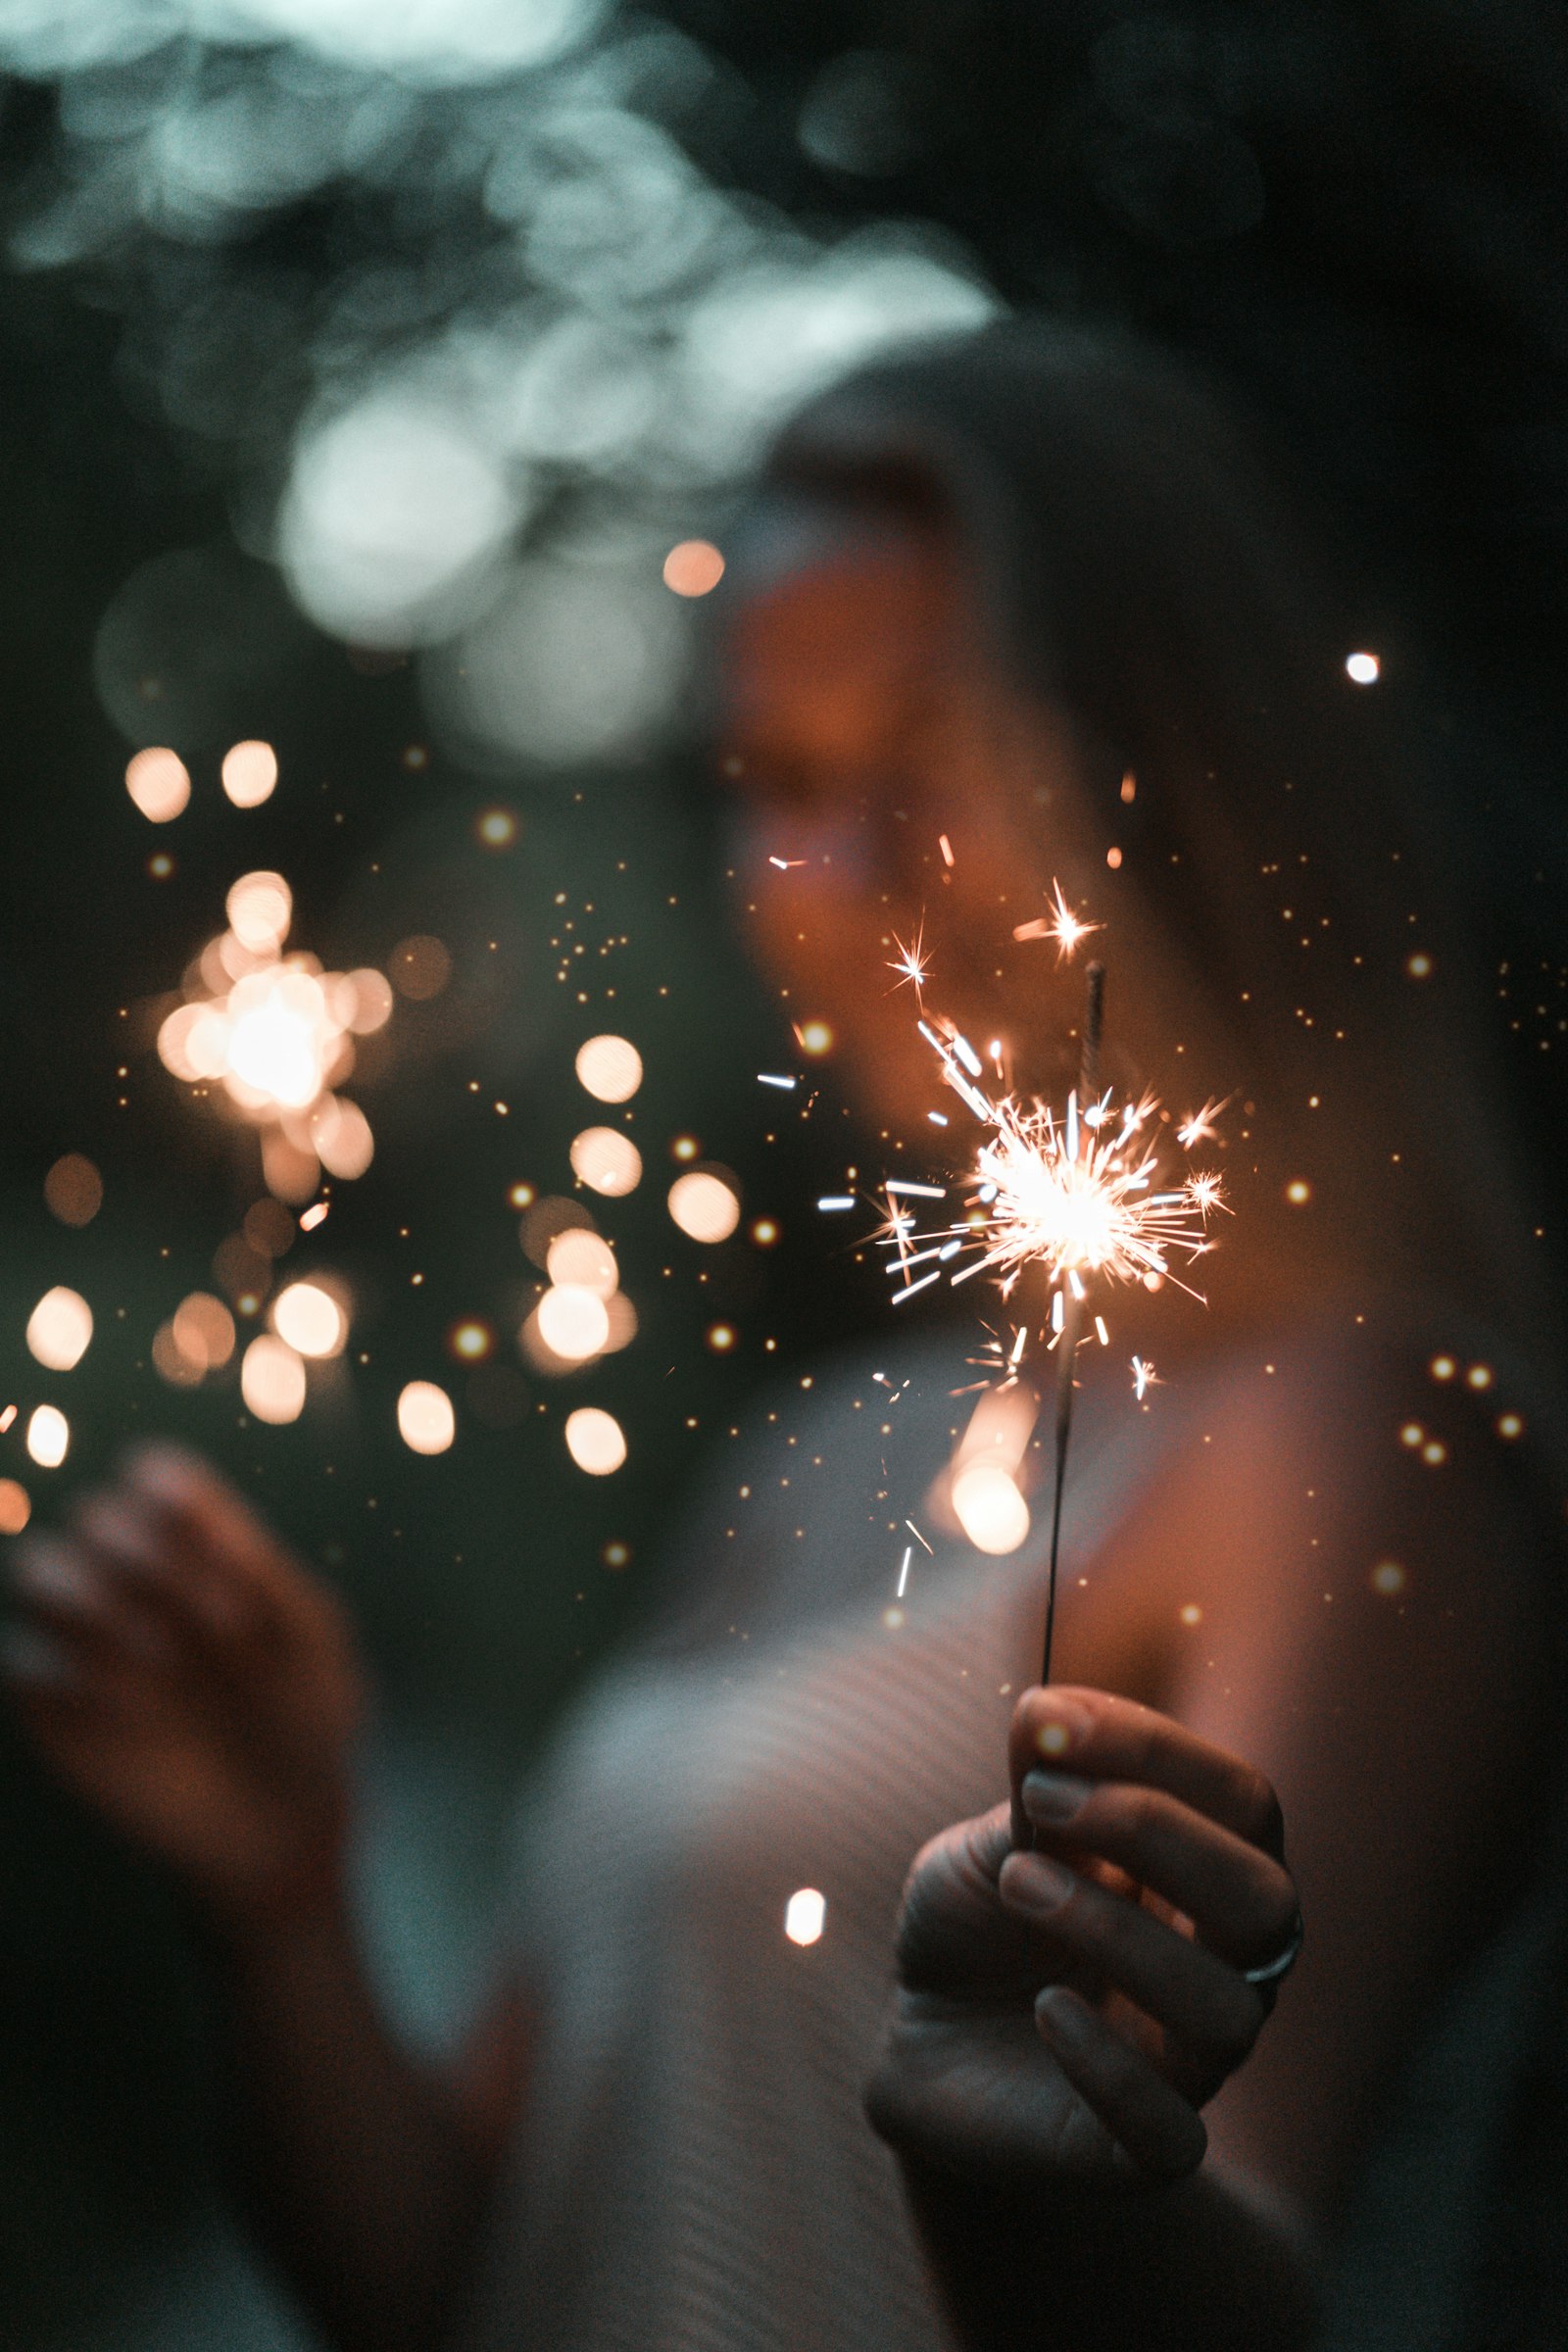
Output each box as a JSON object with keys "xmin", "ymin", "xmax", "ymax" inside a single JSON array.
[{"xmin": 1242, "ymin": 1909, "xmax": 1304, "ymax": 1987}]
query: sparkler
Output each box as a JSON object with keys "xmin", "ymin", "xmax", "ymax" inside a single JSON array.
[{"xmin": 874, "ymin": 955, "xmax": 1225, "ymax": 1680}]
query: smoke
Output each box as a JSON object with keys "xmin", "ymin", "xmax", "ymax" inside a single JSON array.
[{"xmin": 2, "ymin": 3, "xmax": 999, "ymax": 763}]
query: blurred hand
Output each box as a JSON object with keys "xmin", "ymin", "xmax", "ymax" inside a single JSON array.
[
  {"xmin": 4, "ymin": 1445, "xmax": 366, "ymax": 1936},
  {"xmin": 866, "ymin": 1687, "xmax": 1299, "ymax": 2184}
]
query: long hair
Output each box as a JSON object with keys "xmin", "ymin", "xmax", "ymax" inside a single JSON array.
[{"xmin": 760, "ymin": 320, "xmax": 1562, "ymax": 1416}]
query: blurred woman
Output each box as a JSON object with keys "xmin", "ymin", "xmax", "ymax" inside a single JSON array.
[{"xmin": 6, "ymin": 323, "xmax": 1560, "ymax": 2352}]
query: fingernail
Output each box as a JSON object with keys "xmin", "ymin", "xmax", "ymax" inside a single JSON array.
[
  {"xmin": 1021, "ymin": 1768, "xmax": 1093, "ymax": 1825},
  {"xmin": 1033, "ymin": 1696, "xmax": 1094, "ymax": 1759},
  {"xmin": 1035, "ymin": 1984, "xmax": 1092, "ymax": 2042},
  {"xmin": 1, "ymin": 1627, "xmax": 75, "ymax": 1687},
  {"xmin": 1003, "ymin": 1852, "xmax": 1077, "ymax": 1916}
]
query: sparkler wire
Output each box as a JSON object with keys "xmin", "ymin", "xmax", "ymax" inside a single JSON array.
[{"xmin": 1041, "ymin": 961, "xmax": 1104, "ymax": 1687}]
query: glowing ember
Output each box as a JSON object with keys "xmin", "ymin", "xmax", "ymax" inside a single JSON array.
[
  {"xmin": 397, "ymin": 1381, "xmax": 455, "ymax": 1455},
  {"xmin": 1010, "ymin": 877, "xmax": 1102, "ymax": 962},
  {"xmin": 564, "ymin": 1405, "xmax": 626, "ymax": 1475},
  {"xmin": 887, "ymin": 925, "xmax": 930, "ymax": 994},
  {"xmin": 25, "ymin": 1287, "xmax": 93, "ymax": 1372}
]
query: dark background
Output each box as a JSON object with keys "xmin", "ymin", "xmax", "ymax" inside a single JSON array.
[{"xmin": 1, "ymin": 6, "xmax": 1565, "ymax": 2343}]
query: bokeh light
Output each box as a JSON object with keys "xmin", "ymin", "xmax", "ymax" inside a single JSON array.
[
  {"xmin": 564, "ymin": 1405, "xmax": 626, "ymax": 1474},
  {"xmin": 125, "ymin": 746, "xmax": 190, "ymax": 823},
  {"xmin": 226, "ymin": 870, "xmax": 293, "ymax": 954},
  {"xmin": 240, "ymin": 1334, "xmax": 308, "ymax": 1424},
  {"xmin": 569, "ymin": 1126, "xmax": 642, "ymax": 1197},
  {"xmin": 272, "ymin": 1281, "xmax": 346, "ymax": 1358},
  {"xmin": 952, "ymin": 1462, "xmax": 1030, "ymax": 1555},
  {"xmin": 398, "ymin": 1380, "xmax": 456, "ymax": 1455},
  {"xmin": 662, "ymin": 539, "xmax": 725, "ymax": 596},
  {"xmin": 784, "ymin": 1888, "xmax": 826, "ymax": 1946},
  {"xmin": 390, "ymin": 935, "xmax": 452, "ymax": 1000},
  {"xmin": 667, "ymin": 1169, "xmax": 740, "ymax": 1243},
  {"xmin": 0, "ymin": 1480, "xmax": 31, "ymax": 1535},
  {"xmin": 43, "ymin": 1153, "xmax": 103, "ymax": 1226},
  {"xmin": 546, "ymin": 1228, "xmax": 618, "ymax": 1296},
  {"xmin": 220, "ymin": 739, "xmax": 279, "ymax": 808},
  {"xmin": 25, "ymin": 1405, "xmax": 70, "ymax": 1469},
  {"xmin": 574, "ymin": 1033, "xmax": 643, "ymax": 1102},
  {"xmin": 1346, "ymin": 651, "xmax": 1381, "ymax": 684},
  {"xmin": 173, "ymin": 1292, "xmax": 236, "ymax": 1371},
  {"xmin": 537, "ymin": 1284, "xmax": 611, "ymax": 1361},
  {"xmin": 25, "ymin": 1287, "xmax": 93, "ymax": 1372}
]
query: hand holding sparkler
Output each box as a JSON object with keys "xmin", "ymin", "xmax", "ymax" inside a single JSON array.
[{"xmin": 866, "ymin": 1686, "xmax": 1300, "ymax": 2184}]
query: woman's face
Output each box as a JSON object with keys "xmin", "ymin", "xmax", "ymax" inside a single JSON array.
[{"xmin": 715, "ymin": 503, "xmax": 1119, "ymax": 1133}]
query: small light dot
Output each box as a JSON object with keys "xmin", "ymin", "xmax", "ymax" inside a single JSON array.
[
  {"xmin": 750, "ymin": 1217, "xmax": 780, "ymax": 1247},
  {"xmin": 147, "ymin": 853, "xmax": 174, "ymax": 878},
  {"xmin": 1285, "ymin": 1179, "xmax": 1311, "ymax": 1205},
  {"xmin": 1466, "ymin": 1363, "xmax": 1494, "ymax": 1391},
  {"xmin": 671, "ymin": 1135, "xmax": 700, "ymax": 1162},
  {"xmin": 1179, "ymin": 1602, "xmax": 1203, "ymax": 1626},
  {"xmin": 1405, "ymin": 953, "xmax": 1433, "ymax": 979},
  {"xmin": 1371, "ymin": 1560, "xmax": 1406, "ymax": 1595},
  {"xmin": 1430, "ymin": 1355, "xmax": 1455, "ymax": 1381},
  {"xmin": 1105, "ymin": 845, "xmax": 1123, "ymax": 869},
  {"xmin": 448, "ymin": 1320, "xmax": 492, "ymax": 1361},
  {"xmin": 508, "ymin": 1183, "xmax": 536, "ymax": 1209},
  {"xmin": 1038, "ymin": 1721, "xmax": 1071, "ymax": 1758},
  {"xmin": 1497, "ymin": 1413, "xmax": 1524, "ymax": 1440},
  {"xmin": 706, "ymin": 1323, "xmax": 736, "ymax": 1352},
  {"xmin": 783, "ymin": 1887, "xmax": 826, "ymax": 1946},
  {"xmin": 882, "ymin": 1604, "xmax": 905, "ymax": 1630},
  {"xmin": 799, "ymin": 1020, "xmax": 834, "ymax": 1056},
  {"xmin": 1400, "ymin": 1422, "xmax": 1424, "ymax": 1447},
  {"xmin": 477, "ymin": 808, "xmax": 518, "ymax": 848},
  {"xmin": 1421, "ymin": 1440, "xmax": 1447, "ymax": 1466},
  {"xmin": 1346, "ymin": 651, "xmax": 1381, "ymax": 684},
  {"xmin": 602, "ymin": 1541, "xmax": 631, "ymax": 1570}
]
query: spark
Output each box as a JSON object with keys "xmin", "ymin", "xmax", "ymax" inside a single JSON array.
[
  {"xmin": 939, "ymin": 834, "xmax": 955, "ymax": 867},
  {"xmin": 1011, "ymin": 878, "xmax": 1102, "ymax": 963},
  {"xmin": 758, "ymin": 1073, "xmax": 798, "ymax": 1090},
  {"xmin": 299, "ymin": 1201, "xmax": 330, "ymax": 1231},
  {"xmin": 1131, "ymin": 1356, "xmax": 1160, "ymax": 1400},
  {"xmin": 896, "ymin": 1544, "xmax": 912, "ymax": 1597},
  {"xmin": 887, "ymin": 925, "xmax": 930, "ymax": 994},
  {"xmin": 769, "ymin": 855, "xmax": 806, "ymax": 870},
  {"xmin": 1177, "ymin": 1095, "xmax": 1230, "ymax": 1150},
  {"xmin": 817, "ymin": 1194, "xmax": 857, "ymax": 1211},
  {"xmin": 905, "ymin": 1518, "xmax": 934, "ymax": 1553}
]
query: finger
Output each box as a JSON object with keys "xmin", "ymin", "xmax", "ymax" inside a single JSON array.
[
  {"xmin": 10, "ymin": 1536, "xmax": 175, "ymax": 1671},
  {"xmin": 125, "ymin": 1446, "xmax": 303, "ymax": 1600},
  {"xmin": 70, "ymin": 1494, "xmax": 263, "ymax": 1659},
  {"xmin": 1016, "ymin": 1769, "xmax": 1298, "ymax": 1973},
  {"xmin": 1033, "ymin": 1985, "xmax": 1207, "ymax": 2180},
  {"xmin": 998, "ymin": 1848, "xmax": 1265, "ymax": 2068},
  {"xmin": 1010, "ymin": 1688, "xmax": 1285, "ymax": 1857}
]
